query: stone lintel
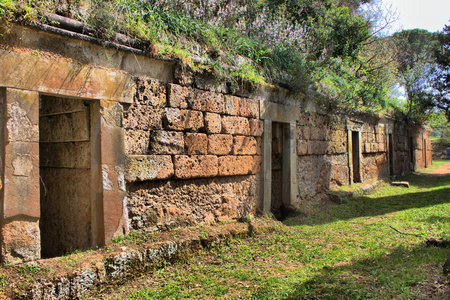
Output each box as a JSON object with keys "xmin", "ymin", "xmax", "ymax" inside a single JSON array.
[{"xmin": 260, "ymin": 101, "xmax": 300, "ymax": 123}]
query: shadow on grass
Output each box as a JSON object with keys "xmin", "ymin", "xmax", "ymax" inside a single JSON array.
[
  {"xmin": 253, "ymin": 243, "xmax": 450, "ymax": 300},
  {"xmin": 285, "ymin": 173, "xmax": 450, "ymax": 227}
]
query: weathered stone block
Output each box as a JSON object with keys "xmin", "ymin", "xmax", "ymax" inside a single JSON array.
[
  {"xmin": 125, "ymin": 129, "xmax": 150, "ymax": 155},
  {"xmin": 126, "ymin": 155, "xmax": 174, "ymax": 181},
  {"xmin": 134, "ymin": 78, "xmax": 166, "ymax": 107},
  {"xmin": 249, "ymin": 119, "xmax": 263, "ymax": 137},
  {"xmin": 363, "ymin": 142, "xmax": 378, "ymax": 153},
  {"xmin": 6, "ymin": 90, "xmax": 39, "ymax": 142},
  {"xmin": 310, "ymin": 126, "xmax": 325, "ymax": 141},
  {"xmin": 239, "ymin": 98, "xmax": 259, "ymax": 118},
  {"xmin": 221, "ymin": 116, "xmax": 250, "ymax": 135},
  {"xmin": 297, "ymin": 140, "xmax": 308, "ymax": 156},
  {"xmin": 185, "ymin": 133, "xmax": 208, "ymax": 155},
  {"xmin": 174, "ymin": 155, "xmax": 218, "ymax": 179},
  {"xmin": 208, "ymin": 134, "xmax": 233, "ymax": 155},
  {"xmin": 204, "ymin": 112, "xmax": 222, "ymax": 134},
  {"xmin": 218, "ymin": 156, "xmax": 255, "ymax": 176},
  {"xmin": 255, "ymin": 137, "xmax": 262, "ymax": 155},
  {"xmin": 252, "ymin": 155, "xmax": 262, "ymax": 174},
  {"xmin": 302, "ymin": 126, "xmax": 311, "ymax": 140},
  {"xmin": 4, "ymin": 141, "xmax": 40, "ymax": 219},
  {"xmin": 233, "ymin": 136, "xmax": 257, "ymax": 155},
  {"xmin": 188, "ymin": 89, "xmax": 226, "ymax": 114},
  {"xmin": 149, "ymin": 131, "xmax": 184, "ymax": 155},
  {"xmin": 225, "ymin": 95, "xmax": 240, "ymax": 116},
  {"xmin": 326, "ymin": 141, "xmax": 347, "ymax": 154},
  {"xmin": 123, "ymin": 106, "xmax": 163, "ymax": 131},
  {"xmin": 307, "ymin": 141, "xmax": 328, "ymax": 155},
  {"xmin": 1, "ymin": 220, "xmax": 40, "ymax": 264},
  {"xmin": 167, "ymin": 83, "xmax": 189, "ymax": 108},
  {"xmin": 163, "ymin": 108, "xmax": 204, "ymax": 132}
]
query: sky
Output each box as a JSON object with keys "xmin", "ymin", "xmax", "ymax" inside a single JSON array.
[{"xmin": 382, "ymin": 0, "xmax": 450, "ymax": 33}]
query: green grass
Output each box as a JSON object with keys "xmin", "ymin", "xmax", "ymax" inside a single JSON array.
[{"xmin": 99, "ymin": 163, "xmax": 450, "ymax": 299}]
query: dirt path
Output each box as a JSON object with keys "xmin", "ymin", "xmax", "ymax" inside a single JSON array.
[{"xmin": 425, "ymin": 161, "xmax": 450, "ymax": 175}]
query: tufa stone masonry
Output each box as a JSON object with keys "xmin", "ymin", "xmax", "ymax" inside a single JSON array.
[{"xmin": 0, "ymin": 22, "xmax": 432, "ymax": 263}]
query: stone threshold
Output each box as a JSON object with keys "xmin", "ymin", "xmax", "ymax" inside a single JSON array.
[
  {"xmin": 327, "ymin": 179, "xmax": 384, "ymax": 204},
  {"xmin": 1, "ymin": 219, "xmax": 275, "ymax": 299}
]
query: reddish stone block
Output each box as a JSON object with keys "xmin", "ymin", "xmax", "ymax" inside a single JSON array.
[
  {"xmin": 134, "ymin": 78, "xmax": 167, "ymax": 107},
  {"xmin": 174, "ymin": 155, "xmax": 219, "ymax": 179},
  {"xmin": 125, "ymin": 129, "xmax": 150, "ymax": 155},
  {"xmin": 167, "ymin": 83, "xmax": 189, "ymax": 108},
  {"xmin": 163, "ymin": 108, "xmax": 204, "ymax": 132},
  {"xmin": 252, "ymin": 156, "xmax": 262, "ymax": 174},
  {"xmin": 3, "ymin": 141, "xmax": 39, "ymax": 219},
  {"xmin": 126, "ymin": 155, "xmax": 174, "ymax": 181},
  {"xmin": 233, "ymin": 136, "xmax": 257, "ymax": 155},
  {"xmin": 239, "ymin": 98, "xmax": 259, "ymax": 118},
  {"xmin": 102, "ymin": 190, "xmax": 128, "ymax": 242},
  {"xmin": 1, "ymin": 220, "xmax": 40, "ymax": 264},
  {"xmin": 221, "ymin": 116, "xmax": 250, "ymax": 135},
  {"xmin": 218, "ymin": 156, "xmax": 254, "ymax": 176},
  {"xmin": 225, "ymin": 95, "xmax": 240, "ymax": 116},
  {"xmin": 249, "ymin": 119, "xmax": 263, "ymax": 137},
  {"xmin": 255, "ymin": 137, "xmax": 262, "ymax": 155},
  {"xmin": 208, "ymin": 134, "xmax": 233, "ymax": 155},
  {"xmin": 204, "ymin": 112, "xmax": 222, "ymax": 134},
  {"xmin": 149, "ymin": 130, "xmax": 184, "ymax": 155},
  {"xmin": 188, "ymin": 89, "xmax": 226, "ymax": 114},
  {"xmin": 185, "ymin": 133, "xmax": 208, "ymax": 155},
  {"xmin": 6, "ymin": 89, "xmax": 39, "ymax": 142},
  {"xmin": 123, "ymin": 106, "xmax": 163, "ymax": 131}
]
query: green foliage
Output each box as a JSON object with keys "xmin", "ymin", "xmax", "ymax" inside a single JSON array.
[
  {"xmin": 0, "ymin": 274, "xmax": 8, "ymax": 292},
  {"xmin": 0, "ymin": 0, "xmax": 400, "ymax": 114},
  {"xmin": 434, "ymin": 23, "xmax": 450, "ymax": 120}
]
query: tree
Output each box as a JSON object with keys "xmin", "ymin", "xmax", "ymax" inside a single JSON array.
[
  {"xmin": 434, "ymin": 23, "xmax": 450, "ymax": 120},
  {"xmin": 393, "ymin": 29, "xmax": 440, "ymax": 123}
]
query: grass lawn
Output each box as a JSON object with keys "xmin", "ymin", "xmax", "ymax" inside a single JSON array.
[{"xmin": 100, "ymin": 162, "xmax": 450, "ymax": 299}]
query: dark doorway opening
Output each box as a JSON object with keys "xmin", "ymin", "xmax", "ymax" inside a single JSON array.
[
  {"xmin": 388, "ymin": 133, "xmax": 394, "ymax": 176},
  {"xmin": 352, "ymin": 131, "xmax": 361, "ymax": 183},
  {"xmin": 39, "ymin": 95, "xmax": 93, "ymax": 258}
]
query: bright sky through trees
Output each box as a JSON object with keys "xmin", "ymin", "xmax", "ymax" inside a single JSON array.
[{"xmin": 384, "ymin": 0, "xmax": 450, "ymax": 33}]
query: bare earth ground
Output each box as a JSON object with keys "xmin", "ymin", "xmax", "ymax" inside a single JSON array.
[{"xmin": 426, "ymin": 161, "xmax": 450, "ymax": 175}]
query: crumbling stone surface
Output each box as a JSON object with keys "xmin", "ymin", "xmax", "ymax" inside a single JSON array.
[
  {"xmin": 233, "ymin": 136, "xmax": 257, "ymax": 155},
  {"xmin": 126, "ymin": 155, "xmax": 174, "ymax": 181},
  {"xmin": 149, "ymin": 130, "xmax": 184, "ymax": 155},
  {"xmin": 204, "ymin": 112, "xmax": 222, "ymax": 133},
  {"xmin": 221, "ymin": 116, "xmax": 250, "ymax": 135},
  {"xmin": 163, "ymin": 108, "xmax": 204, "ymax": 132},
  {"xmin": 174, "ymin": 155, "xmax": 218, "ymax": 179},
  {"xmin": 127, "ymin": 175, "xmax": 260, "ymax": 231},
  {"xmin": 208, "ymin": 134, "xmax": 233, "ymax": 155},
  {"xmin": 1, "ymin": 220, "xmax": 40, "ymax": 264},
  {"xmin": 184, "ymin": 133, "xmax": 208, "ymax": 155}
]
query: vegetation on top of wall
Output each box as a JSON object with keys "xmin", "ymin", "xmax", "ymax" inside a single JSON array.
[{"xmin": 0, "ymin": 1, "xmax": 448, "ymax": 122}]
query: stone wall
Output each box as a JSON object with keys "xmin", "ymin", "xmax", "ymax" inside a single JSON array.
[
  {"xmin": 124, "ymin": 78, "xmax": 262, "ymax": 231},
  {"xmin": 0, "ymin": 23, "xmax": 434, "ymax": 263}
]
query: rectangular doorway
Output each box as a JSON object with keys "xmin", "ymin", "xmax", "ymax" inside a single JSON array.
[
  {"xmin": 39, "ymin": 95, "xmax": 93, "ymax": 258},
  {"xmin": 351, "ymin": 131, "xmax": 361, "ymax": 183},
  {"xmin": 271, "ymin": 122, "xmax": 284, "ymax": 219}
]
